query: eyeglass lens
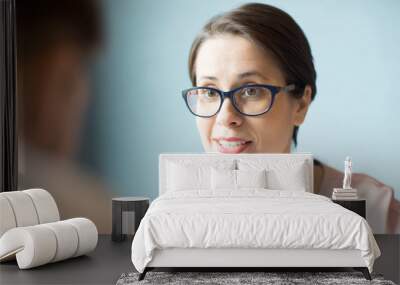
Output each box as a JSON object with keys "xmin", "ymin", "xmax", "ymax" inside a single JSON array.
[{"xmin": 186, "ymin": 86, "xmax": 273, "ymax": 117}]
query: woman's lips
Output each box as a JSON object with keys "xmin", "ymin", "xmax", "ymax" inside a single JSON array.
[{"xmin": 213, "ymin": 138, "xmax": 252, "ymax": 154}]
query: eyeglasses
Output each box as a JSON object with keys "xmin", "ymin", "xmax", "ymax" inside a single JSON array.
[{"xmin": 182, "ymin": 84, "xmax": 296, "ymax": 118}]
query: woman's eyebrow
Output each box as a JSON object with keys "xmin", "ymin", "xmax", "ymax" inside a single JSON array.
[
  {"xmin": 198, "ymin": 71, "xmax": 267, "ymax": 82},
  {"xmin": 198, "ymin": 75, "xmax": 218, "ymax": 82},
  {"xmin": 237, "ymin": 71, "xmax": 268, "ymax": 80}
]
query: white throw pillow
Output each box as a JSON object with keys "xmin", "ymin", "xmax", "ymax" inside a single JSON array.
[
  {"xmin": 266, "ymin": 162, "xmax": 308, "ymax": 191},
  {"xmin": 211, "ymin": 168, "xmax": 267, "ymax": 190},
  {"xmin": 167, "ymin": 160, "xmax": 235, "ymax": 191},
  {"xmin": 168, "ymin": 163, "xmax": 208, "ymax": 191},
  {"xmin": 237, "ymin": 159, "xmax": 309, "ymax": 192},
  {"xmin": 236, "ymin": 169, "xmax": 267, "ymax": 189},
  {"xmin": 211, "ymin": 168, "xmax": 236, "ymax": 190}
]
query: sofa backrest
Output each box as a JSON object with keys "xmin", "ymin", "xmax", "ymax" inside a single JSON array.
[
  {"xmin": 0, "ymin": 189, "xmax": 60, "ymax": 237},
  {"xmin": 159, "ymin": 153, "xmax": 313, "ymax": 195}
]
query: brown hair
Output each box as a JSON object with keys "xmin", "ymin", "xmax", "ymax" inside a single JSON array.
[
  {"xmin": 16, "ymin": 0, "xmax": 102, "ymax": 59},
  {"xmin": 188, "ymin": 3, "xmax": 317, "ymax": 147}
]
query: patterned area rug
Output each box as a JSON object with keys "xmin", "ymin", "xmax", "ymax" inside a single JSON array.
[{"xmin": 116, "ymin": 271, "xmax": 396, "ymax": 285}]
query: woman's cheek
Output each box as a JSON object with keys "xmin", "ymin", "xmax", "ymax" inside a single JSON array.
[
  {"xmin": 248, "ymin": 116, "xmax": 290, "ymax": 153},
  {"xmin": 261, "ymin": 124, "xmax": 292, "ymax": 152},
  {"xmin": 196, "ymin": 117, "xmax": 214, "ymax": 151}
]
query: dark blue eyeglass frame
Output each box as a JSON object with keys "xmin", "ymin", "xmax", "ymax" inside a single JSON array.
[{"xmin": 182, "ymin": 83, "xmax": 296, "ymax": 118}]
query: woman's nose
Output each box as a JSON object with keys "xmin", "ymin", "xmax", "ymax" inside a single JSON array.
[{"xmin": 215, "ymin": 98, "xmax": 243, "ymax": 128}]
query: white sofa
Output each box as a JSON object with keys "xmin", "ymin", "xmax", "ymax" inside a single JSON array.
[{"xmin": 0, "ymin": 189, "xmax": 98, "ymax": 269}]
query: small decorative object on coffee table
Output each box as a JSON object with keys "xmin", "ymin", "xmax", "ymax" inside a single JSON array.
[
  {"xmin": 112, "ymin": 197, "xmax": 149, "ymax": 242},
  {"xmin": 332, "ymin": 156, "xmax": 359, "ymax": 200},
  {"xmin": 332, "ymin": 156, "xmax": 365, "ymax": 218}
]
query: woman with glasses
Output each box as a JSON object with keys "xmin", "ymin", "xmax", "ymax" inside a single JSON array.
[{"xmin": 182, "ymin": 3, "xmax": 399, "ymax": 233}]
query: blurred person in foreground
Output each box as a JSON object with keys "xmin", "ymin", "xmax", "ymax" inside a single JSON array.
[{"xmin": 16, "ymin": 0, "xmax": 114, "ymax": 234}]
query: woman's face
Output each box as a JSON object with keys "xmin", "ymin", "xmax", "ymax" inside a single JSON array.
[{"xmin": 194, "ymin": 34, "xmax": 310, "ymax": 154}]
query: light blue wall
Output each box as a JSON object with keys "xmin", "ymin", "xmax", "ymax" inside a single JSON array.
[{"xmin": 81, "ymin": 0, "xmax": 400, "ymax": 200}]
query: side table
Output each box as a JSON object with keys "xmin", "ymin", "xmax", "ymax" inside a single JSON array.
[
  {"xmin": 112, "ymin": 197, "xmax": 150, "ymax": 242},
  {"xmin": 332, "ymin": 199, "xmax": 366, "ymax": 219}
]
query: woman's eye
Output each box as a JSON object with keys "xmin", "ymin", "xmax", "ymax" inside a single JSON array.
[
  {"xmin": 243, "ymin": 87, "xmax": 259, "ymax": 97},
  {"xmin": 206, "ymin": 90, "xmax": 215, "ymax": 96},
  {"xmin": 198, "ymin": 89, "xmax": 219, "ymax": 100}
]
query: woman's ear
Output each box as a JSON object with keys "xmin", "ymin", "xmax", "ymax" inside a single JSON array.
[{"xmin": 292, "ymin": 85, "xmax": 312, "ymax": 126}]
